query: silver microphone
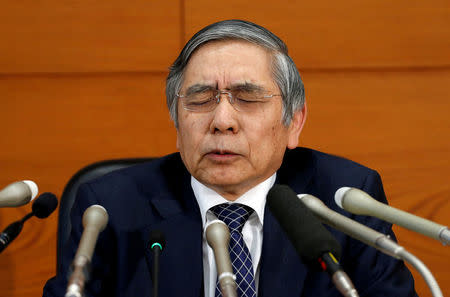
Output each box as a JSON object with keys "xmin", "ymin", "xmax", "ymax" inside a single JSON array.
[
  {"xmin": 335, "ymin": 187, "xmax": 450, "ymax": 245},
  {"xmin": 205, "ymin": 219, "xmax": 237, "ymax": 297},
  {"xmin": 65, "ymin": 205, "xmax": 109, "ymax": 297},
  {"xmin": 0, "ymin": 180, "xmax": 38, "ymax": 208},
  {"xmin": 298, "ymin": 193, "xmax": 443, "ymax": 297}
]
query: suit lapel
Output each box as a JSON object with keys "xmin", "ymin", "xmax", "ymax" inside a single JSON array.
[
  {"xmin": 144, "ymin": 184, "xmax": 204, "ymax": 297},
  {"xmin": 258, "ymin": 207, "xmax": 308, "ymax": 297},
  {"xmin": 258, "ymin": 148, "xmax": 316, "ymax": 297}
]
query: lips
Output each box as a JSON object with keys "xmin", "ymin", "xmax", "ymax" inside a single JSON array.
[
  {"xmin": 209, "ymin": 149, "xmax": 237, "ymax": 155},
  {"xmin": 205, "ymin": 149, "xmax": 240, "ymax": 162}
]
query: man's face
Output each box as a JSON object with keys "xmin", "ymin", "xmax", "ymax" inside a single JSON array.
[{"xmin": 176, "ymin": 40, "xmax": 305, "ymax": 200}]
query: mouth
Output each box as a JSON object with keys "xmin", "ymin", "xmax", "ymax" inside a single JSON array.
[
  {"xmin": 205, "ymin": 149, "xmax": 240, "ymax": 162},
  {"xmin": 210, "ymin": 149, "xmax": 237, "ymax": 155}
]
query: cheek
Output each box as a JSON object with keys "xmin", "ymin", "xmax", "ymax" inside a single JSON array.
[
  {"xmin": 177, "ymin": 127, "xmax": 197, "ymax": 173},
  {"xmin": 181, "ymin": 112, "xmax": 208, "ymax": 131},
  {"xmin": 263, "ymin": 120, "xmax": 289, "ymax": 157},
  {"xmin": 177, "ymin": 115, "xmax": 208, "ymax": 155},
  {"xmin": 249, "ymin": 107, "xmax": 285, "ymax": 142},
  {"xmin": 246, "ymin": 120, "xmax": 284, "ymax": 159}
]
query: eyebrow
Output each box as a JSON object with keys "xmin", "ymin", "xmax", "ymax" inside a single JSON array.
[
  {"xmin": 184, "ymin": 84, "xmax": 216, "ymax": 96},
  {"xmin": 228, "ymin": 82, "xmax": 264, "ymax": 92},
  {"xmin": 184, "ymin": 82, "xmax": 265, "ymax": 95}
]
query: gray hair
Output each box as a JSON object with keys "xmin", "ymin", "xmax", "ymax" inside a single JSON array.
[{"xmin": 166, "ymin": 19, "xmax": 305, "ymax": 127}]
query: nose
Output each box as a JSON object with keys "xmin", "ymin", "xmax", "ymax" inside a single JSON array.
[{"xmin": 209, "ymin": 92, "xmax": 239, "ymax": 134}]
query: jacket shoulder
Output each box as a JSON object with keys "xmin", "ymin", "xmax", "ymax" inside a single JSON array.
[{"xmin": 279, "ymin": 147, "xmax": 383, "ymax": 205}]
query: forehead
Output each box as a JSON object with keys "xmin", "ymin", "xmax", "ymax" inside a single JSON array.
[{"xmin": 182, "ymin": 40, "xmax": 276, "ymax": 90}]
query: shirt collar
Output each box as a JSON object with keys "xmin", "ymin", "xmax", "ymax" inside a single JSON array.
[{"xmin": 191, "ymin": 173, "xmax": 276, "ymax": 227}]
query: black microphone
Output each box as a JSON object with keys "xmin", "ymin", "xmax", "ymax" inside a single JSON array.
[
  {"xmin": 32, "ymin": 192, "xmax": 59, "ymax": 218},
  {"xmin": 149, "ymin": 230, "xmax": 165, "ymax": 297},
  {"xmin": 0, "ymin": 192, "xmax": 58, "ymax": 253},
  {"xmin": 267, "ymin": 184, "xmax": 359, "ymax": 297}
]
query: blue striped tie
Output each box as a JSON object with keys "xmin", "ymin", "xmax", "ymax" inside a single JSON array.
[{"xmin": 211, "ymin": 203, "xmax": 257, "ymax": 297}]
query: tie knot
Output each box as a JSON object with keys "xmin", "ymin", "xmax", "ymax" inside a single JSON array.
[{"xmin": 210, "ymin": 203, "xmax": 254, "ymax": 233}]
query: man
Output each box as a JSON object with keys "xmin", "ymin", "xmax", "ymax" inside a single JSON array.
[{"xmin": 43, "ymin": 20, "xmax": 417, "ymax": 296}]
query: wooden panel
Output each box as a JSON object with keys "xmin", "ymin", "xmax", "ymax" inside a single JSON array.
[
  {"xmin": 0, "ymin": 73, "xmax": 177, "ymax": 297},
  {"xmin": 1, "ymin": 1, "xmax": 448, "ymax": 296},
  {"xmin": 301, "ymin": 69, "xmax": 450, "ymax": 155},
  {"xmin": 300, "ymin": 69, "xmax": 450, "ymax": 295},
  {"xmin": 1, "ymin": 69, "xmax": 449, "ymax": 296},
  {"xmin": 185, "ymin": 0, "xmax": 450, "ymax": 69},
  {"xmin": 0, "ymin": 1, "xmax": 182, "ymax": 73}
]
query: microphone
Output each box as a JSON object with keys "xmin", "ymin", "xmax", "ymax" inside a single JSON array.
[
  {"xmin": 32, "ymin": 192, "xmax": 59, "ymax": 218},
  {"xmin": 267, "ymin": 185, "xmax": 359, "ymax": 297},
  {"xmin": 335, "ymin": 187, "xmax": 450, "ymax": 245},
  {"xmin": 65, "ymin": 205, "xmax": 109, "ymax": 297},
  {"xmin": 298, "ymin": 193, "xmax": 443, "ymax": 297},
  {"xmin": 0, "ymin": 180, "xmax": 38, "ymax": 208},
  {"xmin": 149, "ymin": 230, "xmax": 165, "ymax": 297},
  {"xmin": 0, "ymin": 192, "xmax": 58, "ymax": 253},
  {"xmin": 205, "ymin": 220, "xmax": 237, "ymax": 297}
]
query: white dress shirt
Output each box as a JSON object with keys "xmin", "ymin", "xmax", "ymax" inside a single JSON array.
[{"xmin": 191, "ymin": 174, "xmax": 276, "ymax": 297}]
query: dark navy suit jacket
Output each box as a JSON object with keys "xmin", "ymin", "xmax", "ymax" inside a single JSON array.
[{"xmin": 43, "ymin": 147, "xmax": 417, "ymax": 297}]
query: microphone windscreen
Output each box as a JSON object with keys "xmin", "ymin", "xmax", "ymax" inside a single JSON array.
[
  {"xmin": 32, "ymin": 192, "xmax": 58, "ymax": 218},
  {"xmin": 22, "ymin": 180, "xmax": 39, "ymax": 201},
  {"xmin": 267, "ymin": 184, "xmax": 341, "ymax": 267},
  {"xmin": 149, "ymin": 229, "xmax": 166, "ymax": 251},
  {"xmin": 334, "ymin": 187, "xmax": 351, "ymax": 208}
]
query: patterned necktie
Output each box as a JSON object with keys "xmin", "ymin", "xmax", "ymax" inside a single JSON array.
[{"xmin": 211, "ymin": 203, "xmax": 257, "ymax": 297}]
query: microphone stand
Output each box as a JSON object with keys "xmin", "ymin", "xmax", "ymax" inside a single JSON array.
[
  {"xmin": 0, "ymin": 212, "xmax": 34, "ymax": 253},
  {"xmin": 148, "ymin": 230, "xmax": 165, "ymax": 297},
  {"xmin": 377, "ymin": 238, "xmax": 443, "ymax": 297},
  {"xmin": 151, "ymin": 243, "xmax": 162, "ymax": 297},
  {"xmin": 300, "ymin": 194, "xmax": 443, "ymax": 297}
]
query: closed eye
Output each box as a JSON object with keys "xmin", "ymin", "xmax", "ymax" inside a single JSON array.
[
  {"xmin": 235, "ymin": 97, "xmax": 264, "ymax": 103},
  {"xmin": 187, "ymin": 98, "xmax": 213, "ymax": 106}
]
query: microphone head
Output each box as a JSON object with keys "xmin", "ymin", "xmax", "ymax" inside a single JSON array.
[
  {"xmin": 334, "ymin": 187, "xmax": 351, "ymax": 209},
  {"xmin": 149, "ymin": 229, "xmax": 166, "ymax": 251},
  {"xmin": 32, "ymin": 192, "xmax": 58, "ymax": 218},
  {"xmin": 0, "ymin": 180, "xmax": 39, "ymax": 207},
  {"xmin": 22, "ymin": 180, "xmax": 39, "ymax": 201},
  {"xmin": 205, "ymin": 219, "xmax": 230, "ymax": 250},
  {"xmin": 267, "ymin": 184, "xmax": 341, "ymax": 267},
  {"xmin": 82, "ymin": 205, "xmax": 109, "ymax": 231}
]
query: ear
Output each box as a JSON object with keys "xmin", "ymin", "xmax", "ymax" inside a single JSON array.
[{"xmin": 286, "ymin": 102, "xmax": 307, "ymax": 149}]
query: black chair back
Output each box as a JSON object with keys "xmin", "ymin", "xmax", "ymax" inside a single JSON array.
[{"xmin": 57, "ymin": 158, "xmax": 154, "ymax": 273}]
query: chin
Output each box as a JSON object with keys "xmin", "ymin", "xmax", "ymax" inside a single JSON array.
[{"xmin": 200, "ymin": 171, "xmax": 247, "ymax": 188}]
